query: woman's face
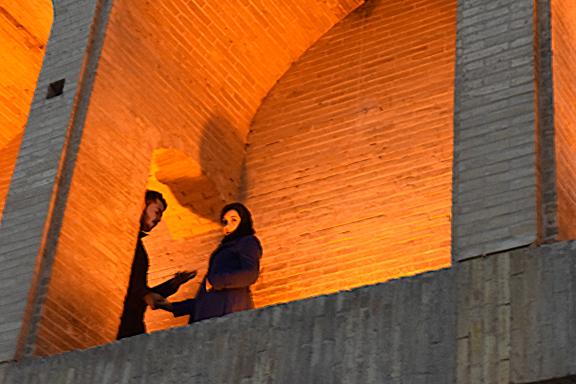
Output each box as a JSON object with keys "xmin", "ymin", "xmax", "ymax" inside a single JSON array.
[{"xmin": 222, "ymin": 209, "xmax": 241, "ymax": 235}]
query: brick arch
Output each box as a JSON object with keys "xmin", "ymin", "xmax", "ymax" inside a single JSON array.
[
  {"xmin": 0, "ymin": 1, "xmax": 53, "ymax": 220},
  {"xmin": 32, "ymin": 0, "xmax": 365, "ymax": 355}
]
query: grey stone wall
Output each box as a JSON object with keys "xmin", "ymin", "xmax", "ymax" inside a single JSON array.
[
  {"xmin": 452, "ymin": 0, "xmax": 540, "ymax": 260},
  {"xmin": 530, "ymin": 378, "xmax": 576, "ymax": 384},
  {"xmin": 2, "ymin": 242, "xmax": 576, "ymax": 384},
  {"xmin": 511, "ymin": 241, "xmax": 576, "ymax": 384},
  {"xmin": 455, "ymin": 241, "xmax": 576, "ymax": 384},
  {"xmin": 0, "ymin": 269, "xmax": 456, "ymax": 384},
  {"xmin": 456, "ymin": 252, "xmax": 512, "ymax": 384},
  {"xmin": 533, "ymin": 0, "xmax": 558, "ymax": 242},
  {"xmin": 0, "ymin": 0, "xmax": 104, "ymax": 361},
  {"xmin": 1, "ymin": 243, "xmax": 576, "ymax": 383}
]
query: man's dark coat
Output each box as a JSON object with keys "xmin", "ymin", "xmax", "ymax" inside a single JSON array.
[{"xmin": 116, "ymin": 232, "xmax": 178, "ymax": 339}]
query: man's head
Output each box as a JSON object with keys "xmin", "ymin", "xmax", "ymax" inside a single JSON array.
[{"xmin": 140, "ymin": 190, "xmax": 167, "ymax": 232}]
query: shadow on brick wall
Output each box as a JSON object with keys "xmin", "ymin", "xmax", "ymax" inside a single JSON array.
[{"xmin": 156, "ymin": 114, "xmax": 244, "ymax": 222}]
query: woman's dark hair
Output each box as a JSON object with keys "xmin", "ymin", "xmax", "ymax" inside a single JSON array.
[
  {"xmin": 220, "ymin": 202, "xmax": 255, "ymax": 242},
  {"xmin": 145, "ymin": 190, "xmax": 168, "ymax": 210}
]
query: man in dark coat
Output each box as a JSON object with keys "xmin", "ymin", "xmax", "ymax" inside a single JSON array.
[
  {"xmin": 166, "ymin": 202, "xmax": 262, "ymax": 323},
  {"xmin": 116, "ymin": 190, "xmax": 196, "ymax": 339}
]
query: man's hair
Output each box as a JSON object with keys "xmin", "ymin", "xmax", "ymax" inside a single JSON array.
[{"xmin": 145, "ymin": 190, "xmax": 168, "ymax": 210}]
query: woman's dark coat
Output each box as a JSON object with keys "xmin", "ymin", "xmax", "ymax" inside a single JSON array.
[{"xmin": 172, "ymin": 234, "xmax": 262, "ymax": 323}]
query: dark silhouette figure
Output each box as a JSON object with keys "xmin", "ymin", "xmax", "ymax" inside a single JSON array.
[
  {"xmin": 116, "ymin": 190, "xmax": 196, "ymax": 339},
  {"xmin": 164, "ymin": 202, "xmax": 262, "ymax": 323}
]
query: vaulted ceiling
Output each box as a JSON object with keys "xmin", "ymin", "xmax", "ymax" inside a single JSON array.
[{"xmin": 96, "ymin": 0, "xmax": 365, "ymax": 140}]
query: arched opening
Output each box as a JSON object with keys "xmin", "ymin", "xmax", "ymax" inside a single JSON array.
[
  {"xmin": 29, "ymin": 0, "xmax": 458, "ymax": 355},
  {"xmin": 0, "ymin": 1, "xmax": 53, "ymax": 220},
  {"xmin": 31, "ymin": 0, "xmax": 363, "ymax": 356}
]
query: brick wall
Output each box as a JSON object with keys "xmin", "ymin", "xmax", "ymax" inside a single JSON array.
[
  {"xmin": 0, "ymin": 134, "xmax": 23, "ymax": 221},
  {"xmin": 244, "ymin": 0, "xmax": 457, "ymax": 307},
  {"xmin": 33, "ymin": 0, "xmax": 364, "ymax": 354},
  {"xmin": 452, "ymin": 0, "xmax": 539, "ymax": 260},
  {"xmin": 534, "ymin": 0, "xmax": 558, "ymax": 242},
  {"xmin": 3, "ymin": 3, "xmax": 573, "ymax": 384},
  {"xmin": 0, "ymin": 0, "xmax": 102, "ymax": 361},
  {"xmin": 551, "ymin": 0, "xmax": 576, "ymax": 240},
  {"xmin": 0, "ymin": 2, "xmax": 52, "ymax": 219}
]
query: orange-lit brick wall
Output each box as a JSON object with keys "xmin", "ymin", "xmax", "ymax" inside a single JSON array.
[
  {"xmin": 0, "ymin": 133, "xmax": 23, "ymax": 219},
  {"xmin": 551, "ymin": 0, "xmax": 576, "ymax": 240},
  {"xmin": 245, "ymin": 0, "xmax": 457, "ymax": 307},
  {"xmin": 0, "ymin": 3, "xmax": 52, "ymax": 220},
  {"xmin": 33, "ymin": 0, "xmax": 363, "ymax": 354}
]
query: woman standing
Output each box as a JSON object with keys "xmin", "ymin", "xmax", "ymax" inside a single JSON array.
[{"xmin": 168, "ymin": 202, "xmax": 262, "ymax": 323}]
